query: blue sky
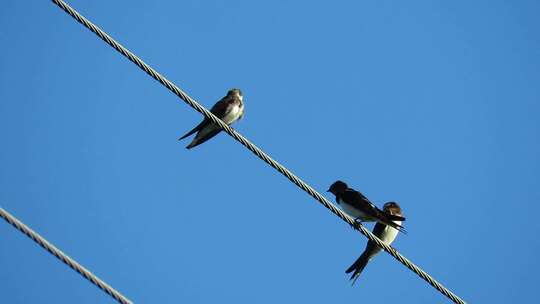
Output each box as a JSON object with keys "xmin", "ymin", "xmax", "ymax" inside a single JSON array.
[{"xmin": 1, "ymin": 1, "xmax": 539, "ymax": 303}]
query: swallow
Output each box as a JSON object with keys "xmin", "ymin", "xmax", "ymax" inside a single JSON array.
[
  {"xmin": 179, "ymin": 88, "xmax": 244, "ymax": 149},
  {"xmin": 346, "ymin": 202, "xmax": 404, "ymax": 284},
  {"xmin": 327, "ymin": 180, "xmax": 406, "ymax": 233}
]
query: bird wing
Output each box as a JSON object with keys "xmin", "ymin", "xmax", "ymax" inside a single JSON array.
[
  {"xmin": 209, "ymin": 94, "xmax": 235, "ymax": 119},
  {"xmin": 342, "ymin": 189, "xmax": 379, "ymax": 217},
  {"xmin": 178, "ymin": 119, "xmax": 209, "ymax": 140}
]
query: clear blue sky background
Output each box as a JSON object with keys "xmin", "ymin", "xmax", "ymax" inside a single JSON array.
[{"xmin": 1, "ymin": 1, "xmax": 539, "ymax": 303}]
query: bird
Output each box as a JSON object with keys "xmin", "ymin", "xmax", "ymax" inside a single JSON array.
[
  {"xmin": 179, "ymin": 88, "xmax": 244, "ymax": 149},
  {"xmin": 346, "ymin": 201, "xmax": 404, "ymax": 284},
  {"xmin": 327, "ymin": 180, "xmax": 406, "ymax": 233}
]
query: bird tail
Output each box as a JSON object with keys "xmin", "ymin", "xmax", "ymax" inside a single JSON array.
[
  {"xmin": 185, "ymin": 139, "xmax": 200, "ymax": 149},
  {"xmin": 185, "ymin": 128, "xmax": 222, "ymax": 149},
  {"xmin": 387, "ymin": 213, "xmax": 405, "ymax": 222},
  {"xmin": 186, "ymin": 141, "xmax": 195, "ymax": 149},
  {"xmin": 178, "ymin": 120, "xmax": 206, "ymax": 140},
  {"xmin": 377, "ymin": 211, "xmax": 406, "ymax": 234},
  {"xmin": 346, "ymin": 252, "xmax": 370, "ymax": 285},
  {"xmin": 380, "ymin": 217, "xmax": 407, "ymax": 234}
]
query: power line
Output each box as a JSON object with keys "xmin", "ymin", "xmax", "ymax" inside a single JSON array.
[
  {"xmin": 0, "ymin": 208, "xmax": 132, "ymax": 304},
  {"xmin": 45, "ymin": 0, "xmax": 466, "ymax": 303}
]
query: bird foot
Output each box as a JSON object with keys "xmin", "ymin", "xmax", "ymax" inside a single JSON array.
[{"xmin": 352, "ymin": 218, "xmax": 363, "ymax": 230}]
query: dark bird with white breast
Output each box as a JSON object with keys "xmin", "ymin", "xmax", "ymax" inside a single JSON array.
[{"xmin": 179, "ymin": 88, "xmax": 244, "ymax": 149}]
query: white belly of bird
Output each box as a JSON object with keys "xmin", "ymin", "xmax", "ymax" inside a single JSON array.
[
  {"xmin": 380, "ymin": 221, "xmax": 401, "ymax": 244},
  {"xmin": 368, "ymin": 220, "xmax": 401, "ymax": 258},
  {"xmin": 222, "ymin": 105, "xmax": 242, "ymax": 124}
]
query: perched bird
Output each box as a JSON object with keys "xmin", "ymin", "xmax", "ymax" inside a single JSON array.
[
  {"xmin": 346, "ymin": 202, "xmax": 404, "ymax": 284},
  {"xmin": 327, "ymin": 180, "xmax": 406, "ymax": 233},
  {"xmin": 179, "ymin": 88, "xmax": 244, "ymax": 149}
]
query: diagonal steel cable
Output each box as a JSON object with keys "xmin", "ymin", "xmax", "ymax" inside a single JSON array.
[
  {"xmin": 46, "ymin": 0, "xmax": 467, "ymax": 303},
  {"xmin": 0, "ymin": 207, "xmax": 132, "ymax": 304}
]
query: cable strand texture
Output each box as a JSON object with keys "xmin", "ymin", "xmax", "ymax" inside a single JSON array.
[
  {"xmin": 48, "ymin": 1, "xmax": 466, "ymax": 303},
  {"xmin": 0, "ymin": 208, "xmax": 132, "ymax": 304}
]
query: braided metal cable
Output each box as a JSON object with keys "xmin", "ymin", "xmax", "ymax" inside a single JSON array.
[
  {"xmin": 0, "ymin": 208, "xmax": 132, "ymax": 304},
  {"xmin": 49, "ymin": 1, "xmax": 466, "ymax": 303}
]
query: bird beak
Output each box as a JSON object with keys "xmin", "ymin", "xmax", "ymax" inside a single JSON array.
[{"xmin": 326, "ymin": 189, "xmax": 331, "ymax": 193}]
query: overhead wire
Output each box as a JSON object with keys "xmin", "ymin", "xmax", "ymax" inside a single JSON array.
[{"xmin": 0, "ymin": 208, "xmax": 133, "ymax": 304}]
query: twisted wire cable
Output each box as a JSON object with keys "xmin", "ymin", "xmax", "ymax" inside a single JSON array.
[
  {"xmin": 0, "ymin": 208, "xmax": 132, "ymax": 304},
  {"xmin": 48, "ymin": 1, "xmax": 466, "ymax": 303}
]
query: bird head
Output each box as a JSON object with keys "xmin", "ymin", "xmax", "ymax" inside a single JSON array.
[
  {"xmin": 228, "ymin": 88, "xmax": 243, "ymax": 99},
  {"xmin": 327, "ymin": 180, "xmax": 348, "ymax": 195},
  {"xmin": 383, "ymin": 201, "xmax": 402, "ymax": 216}
]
